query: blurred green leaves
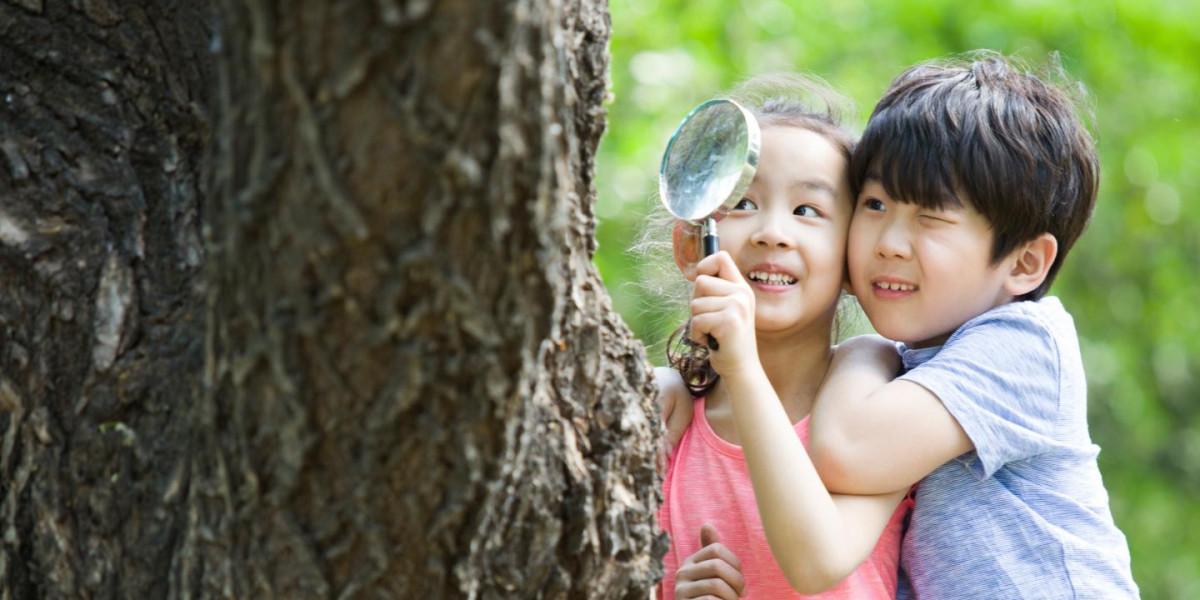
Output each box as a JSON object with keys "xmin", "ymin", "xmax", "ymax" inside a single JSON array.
[{"xmin": 596, "ymin": 1, "xmax": 1200, "ymax": 598}]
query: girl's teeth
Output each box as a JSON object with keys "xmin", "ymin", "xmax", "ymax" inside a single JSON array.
[
  {"xmin": 877, "ymin": 282, "xmax": 916, "ymax": 291},
  {"xmin": 748, "ymin": 270, "xmax": 797, "ymax": 285}
]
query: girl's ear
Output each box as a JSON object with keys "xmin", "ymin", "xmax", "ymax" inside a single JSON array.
[
  {"xmin": 1004, "ymin": 232, "xmax": 1058, "ymax": 297},
  {"xmin": 672, "ymin": 221, "xmax": 701, "ymax": 281}
]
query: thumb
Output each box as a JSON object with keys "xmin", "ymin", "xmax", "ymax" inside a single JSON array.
[
  {"xmin": 700, "ymin": 523, "xmax": 721, "ymax": 547},
  {"xmin": 713, "ymin": 251, "xmax": 746, "ymax": 285}
]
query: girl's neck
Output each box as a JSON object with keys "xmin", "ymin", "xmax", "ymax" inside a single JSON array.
[{"xmin": 710, "ymin": 327, "xmax": 834, "ymax": 424}]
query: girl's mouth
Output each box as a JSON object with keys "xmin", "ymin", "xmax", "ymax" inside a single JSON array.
[{"xmin": 747, "ymin": 270, "xmax": 797, "ymax": 286}]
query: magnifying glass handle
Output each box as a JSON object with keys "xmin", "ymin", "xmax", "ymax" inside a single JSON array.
[
  {"xmin": 702, "ymin": 217, "xmax": 720, "ymax": 351},
  {"xmin": 702, "ymin": 229, "xmax": 719, "ymax": 257}
]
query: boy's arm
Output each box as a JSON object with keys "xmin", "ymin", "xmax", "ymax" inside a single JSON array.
[
  {"xmin": 811, "ymin": 309, "xmax": 1066, "ymax": 495},
  {"xmin": 809, "ymin": 361, "xmax": 973, "ymax": 496},
  {"xmin": 816, "ymin": 335, "xmax": 900, "ymax": 412}
]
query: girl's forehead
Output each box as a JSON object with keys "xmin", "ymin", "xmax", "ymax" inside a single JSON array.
[
  {"xmin": 756, "ymin": 128, "xmax": 848, "ymax": 186},
  {"xmin": 761, "ymin": 126, "xmax": 845, "ymax": 162}
]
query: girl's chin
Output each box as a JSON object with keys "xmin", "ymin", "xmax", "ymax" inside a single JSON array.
[{"xmin": 754, "ymin": 314, "xmax": 835, "ymax": 335}]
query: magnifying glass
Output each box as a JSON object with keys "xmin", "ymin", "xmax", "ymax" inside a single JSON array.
[{"xmin": 659, "ymin": 98, "xmax": 761, "ymax": 350}]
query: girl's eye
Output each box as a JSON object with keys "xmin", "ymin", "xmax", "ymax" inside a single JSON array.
[
  {"xmin": 733, "ymin": 197, "xmax": 757, "ymax": 210},
  {"xmin": 861, "ymin": 198, "xmax": 885, "ymax": 212},
  {"xmin": 794, "ymin": 205, "xmax": 819, "ymax": 217}
]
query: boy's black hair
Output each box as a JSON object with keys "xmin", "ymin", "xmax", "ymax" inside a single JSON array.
[{"xmin": 849, "ymin": 51, "xmax": 1098, "ymax": 300}]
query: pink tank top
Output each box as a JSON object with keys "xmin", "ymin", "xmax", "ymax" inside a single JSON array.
[{"xmin": 659, "ymin": 397, "xmax": 912, "ymax": 599}]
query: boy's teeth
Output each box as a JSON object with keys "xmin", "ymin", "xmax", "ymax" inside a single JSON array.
[
  {"xmin": 877, "ymin": 281, "xmax": 916, "ymax": 291},
  {"xmin": 747, "ymin": 270, "xmax": 797, "ymax": 285}
]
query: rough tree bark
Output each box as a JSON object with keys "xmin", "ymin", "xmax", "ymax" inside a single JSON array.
[
  {"xmin": 0, "ymin": 1, "xmax": 213, "ymax": 597},
  {"xmin": 3, "ymin": 0, "xmax": 663, "ymax": 598}
]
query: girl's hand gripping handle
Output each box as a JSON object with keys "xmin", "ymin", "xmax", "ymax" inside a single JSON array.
[{"xmin": 689, "ymin": 251, "xmax": 758, "ymax": 377}]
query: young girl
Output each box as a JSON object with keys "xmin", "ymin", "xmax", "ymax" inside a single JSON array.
[{"xmin": 653, "ymin": 74, "xmax": 912, "ymax": 599}]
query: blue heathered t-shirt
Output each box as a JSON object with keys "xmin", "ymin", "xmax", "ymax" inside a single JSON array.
[{"xmin": 894, "ymin": 297, "xmax": 1139, "ymax": 599}]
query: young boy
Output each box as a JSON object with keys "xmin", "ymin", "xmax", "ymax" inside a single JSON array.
[{"xmin": 806, "ymin": 52, "xmax": 1140, "ymax": 598}]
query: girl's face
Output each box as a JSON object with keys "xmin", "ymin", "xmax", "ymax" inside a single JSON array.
[{"xmin": 716, "ymin": 125, "xmax": 853, "ymax": 338}]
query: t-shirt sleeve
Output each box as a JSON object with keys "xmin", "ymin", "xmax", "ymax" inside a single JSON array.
[{"xmin": 899, "ymin": 310, "xmax": 1060, "ymax": 479}]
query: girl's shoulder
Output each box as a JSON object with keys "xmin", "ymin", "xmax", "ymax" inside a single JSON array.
[{"xmin": 654, "ymin": 367, "xmax": 696, "ymax": 457}]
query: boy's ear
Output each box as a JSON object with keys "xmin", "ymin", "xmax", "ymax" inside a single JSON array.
[
  {"xmin": 672, "ymin": 221, "xmax": 701, "ymax": 281},
  {"xmin": 1004, "ymin": 233, "xmax": 1058, "ymax": 297}
]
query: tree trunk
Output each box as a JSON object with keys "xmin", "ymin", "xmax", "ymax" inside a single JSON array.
[
  {"xmin": 2, "ymin": 0, "xmax": 662, "ymax": 598},
  {"xmin": 0, "ymin": 1, "xmax": 213, "ymax": 597}
]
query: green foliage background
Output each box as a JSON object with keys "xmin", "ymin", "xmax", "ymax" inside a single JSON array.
[{"xmin": 594, "ymin": 0, "xmax": 1200, "ymax": 597}]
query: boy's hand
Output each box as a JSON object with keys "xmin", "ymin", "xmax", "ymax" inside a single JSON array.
[
  {"xmin": 674, "ymin": 524, "xmax": 746, "ymax": 599},
  {"xmin": 689, "ymin": 251, "xmax": 758, "ymax": 377}
]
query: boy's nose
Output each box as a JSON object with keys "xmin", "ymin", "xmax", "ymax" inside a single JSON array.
[{"xmin": 875, "ymin": 221, "xmax": 911, "ymax": 259}]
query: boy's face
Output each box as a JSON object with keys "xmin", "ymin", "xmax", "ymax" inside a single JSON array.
[{"xmin": 847, "ymin": 179, "xmax": 1014, "ymax": 348}]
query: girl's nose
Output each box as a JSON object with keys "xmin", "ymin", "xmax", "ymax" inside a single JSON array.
[{"xmin": 750, "ymin": 217, "xmax": 792, "ymax": 248}]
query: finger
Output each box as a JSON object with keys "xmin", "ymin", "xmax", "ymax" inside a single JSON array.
[
  {"xmin": 682, "ymin": 555, "xmax": 747, "ymax": 597},
  {"xmin": 693, "ymin": 251, "xmax": 726, "ymax": 278},
  {"xmin": 700, "ymin": 523, "xmax": 721, "ymax": 547},
  {"xmin": 694, "ymin": 251, "xmax": 746, "ymax": 283},
  {"xmin": 692, "ymin": 274, "xmax": 745, "ymax": 300},
  {"xmin": 686, "ymin": 541, "xmax": 745, "ymax": 574},
  {"xmin": 688, "ymin": 301, "xmax": 749, "ymax": 342},
  {"xmin": 687, "ymin": 314, "xmax": 722, "ymax": 348},
  {"xmin": 703, "ymin": 558, "xmax": 747, "ymax": 596},
  {"xmin": 688, "ymin": 295, "xmax": 737, "ymax": 318},
  {"xmin": 710, "ymin": 251, "xmax": 746, "ymax": 284},
  {"xmin": 674, "ymin": 575, "xmax": 740, "ymax": 600},
  {"xmin": 675, "ymin": 558, "xmax": 745, "ymax": 599}
]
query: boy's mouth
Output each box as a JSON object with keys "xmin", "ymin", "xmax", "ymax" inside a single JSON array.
[{"xmin": 874, "ymin": 281, "xmax": 917, "ymax": 291}]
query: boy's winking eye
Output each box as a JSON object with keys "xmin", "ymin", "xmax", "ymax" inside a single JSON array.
[{"xmin": 918, "ymin": 210, "xmax": 958, "ymax": 225}]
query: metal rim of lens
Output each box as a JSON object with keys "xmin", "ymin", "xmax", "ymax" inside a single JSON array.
[{"xmin": 658, "ymin": 98, "xmax": 761, "ymax": 224}]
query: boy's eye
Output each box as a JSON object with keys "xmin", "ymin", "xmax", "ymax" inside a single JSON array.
[
  {"xmin": 861, "ymin": 198, "xmax": 885, "ymax": 211},
  {"xmin": 733, "ymin": 197, "xmax": 757, "ymax": 210},
  {"xmin": 794, "ymin": 204, "xmax": 819, "ymax": 217}
]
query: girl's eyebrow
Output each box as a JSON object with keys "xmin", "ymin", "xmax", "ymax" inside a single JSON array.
[{"xmin": 791, "ymin": 179, "xmax": 837, "ymax": 198}]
